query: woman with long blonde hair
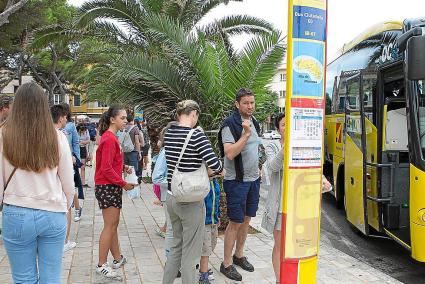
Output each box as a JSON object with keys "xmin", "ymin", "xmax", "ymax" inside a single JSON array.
[{"xmin": 0, "ymin": 82, "xmax": 74, "ymax": 283}]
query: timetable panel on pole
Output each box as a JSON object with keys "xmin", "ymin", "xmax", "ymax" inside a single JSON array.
[{"xmin": 281, "ymin": 0, "xmax": 327, "ymax": 283}]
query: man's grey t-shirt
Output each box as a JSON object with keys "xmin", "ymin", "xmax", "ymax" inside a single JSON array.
[{"xmin": 221, "ymin": 123, "xmax": 260, "ymax": 182}]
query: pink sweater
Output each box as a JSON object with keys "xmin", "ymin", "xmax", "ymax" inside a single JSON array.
[{"xmin": 0, "ymin": 130, "xmax": 75, "ymax": 212}]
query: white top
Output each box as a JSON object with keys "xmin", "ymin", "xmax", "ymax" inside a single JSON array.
[{"xmin": 0, "ymin": 130, "xmax": 75, "ymax": 212}]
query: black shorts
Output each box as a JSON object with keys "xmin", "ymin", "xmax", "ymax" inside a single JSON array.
[
  {"xmin": 95, "ymin": 184, "xmax": 123, "ymax": 209},
  {"xmin": 141, "ymin": 145, "xmax": 150, "ymax": 156},
  {"xmin": 80, "ymin": 147, "xmax": 88, "ymax": 159}
]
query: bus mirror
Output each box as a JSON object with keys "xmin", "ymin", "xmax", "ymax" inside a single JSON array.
[{"xmin": 407, "ymin": 36, "xmax": 425, "ymax": 80}]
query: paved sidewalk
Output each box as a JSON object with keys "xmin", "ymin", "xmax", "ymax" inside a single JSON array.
[{"xmin": 0, "ymin": 178, "xmax": 402, "ymax": 283}]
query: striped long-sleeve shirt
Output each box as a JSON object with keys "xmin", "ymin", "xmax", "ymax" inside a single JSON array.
[{"xmin": 164, "ymin": 125, "xmax": 223, "ymax": 192}]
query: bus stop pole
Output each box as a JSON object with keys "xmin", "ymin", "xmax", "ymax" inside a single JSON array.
[{"xmin": 280, "ymin": 0, "xmax": 328, "ymax": 283}]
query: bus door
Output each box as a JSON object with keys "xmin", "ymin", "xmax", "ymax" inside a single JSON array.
[
  {"xmin": 379, "ymin": 64, "xmax": 411, "ymax": 248},
  {"xmin": 344, "ymin": 72, "xmax": 369, "ymax": 235}
]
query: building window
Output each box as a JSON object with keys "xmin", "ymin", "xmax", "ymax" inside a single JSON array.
[
  {"xmin": 54, "ymin": 94, "xmax": 65, "ymax": 104},
  {"xmin": 280, "ymin": 73, "xmax": 286, "ymax": 82},
  {"xmin": 279, "ymin": 91, "xmax": 286, "ymax": 98},
  {"xmin": 74, "ymin": 95, "xmax": 81, "ymax": 107},
  {"xmin": 96, "ymin": 101, "xmax": 108, "ymax": 107},
  {"xmin": 13, "ymin": 85, "xmax": 19, "ymax": 93}
]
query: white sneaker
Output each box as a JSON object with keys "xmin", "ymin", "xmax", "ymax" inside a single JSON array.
[
  {"xmin": 74, "ymin": 207, "xmax": 82, "ymax": 222},
  {"xmin": 63, "ymin": 241, "xmax": 76, "ymax": 252},
  {"xmin": 111, "ymin": 255, "xmax": 127, "ymax": 269},
  {"xmin": 208, "ymin": 269, "xmax": 214, "ymax": 281},
  {"xmin": 96, "ymin": 263, "xmax": 118, "ymax": 278}
]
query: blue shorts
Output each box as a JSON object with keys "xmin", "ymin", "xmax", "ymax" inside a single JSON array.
[{"xmin": 223, "ymin": 178, "xmax": 260, "ymax": 224}]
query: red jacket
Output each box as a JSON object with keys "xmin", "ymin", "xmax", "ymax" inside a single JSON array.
[{"xmin": 95, "ymin": 130, "xmax": 126, "ymax": 188}]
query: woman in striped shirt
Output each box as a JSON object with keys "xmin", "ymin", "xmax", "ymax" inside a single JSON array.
[{"xmin": 162, "ymin": 100, "xmax": 224, "ymax": 284}]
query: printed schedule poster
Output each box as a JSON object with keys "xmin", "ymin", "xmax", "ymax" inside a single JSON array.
[
  {"xmin": 292, "ymin": 41, "xmax": 325, "ymax": 98},
  {"xmin": 289, "ymin": 107, "xmax": 324, "ymax": 167},
  {"xmin": 291, "ymin": 108, "xmax": 323, "ymax": 141}
]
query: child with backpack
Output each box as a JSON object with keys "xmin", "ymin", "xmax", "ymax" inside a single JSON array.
[{"xmin": 199, "ymin": 177, "xmax": 221, "ymax": 284}]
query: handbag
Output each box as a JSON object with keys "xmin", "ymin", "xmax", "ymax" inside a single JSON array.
[
  {"xmin": 171, "ymin": 129, "xmax": 210, "ymax": 202},
  {"xmin": 0, "ymin": 167, "xmax": 17, "ymax": 211}
]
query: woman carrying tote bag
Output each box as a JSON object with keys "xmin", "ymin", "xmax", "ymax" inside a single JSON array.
[{"xmin": 162, "ymin": 100, "xmax": 224, "ymax": 284}]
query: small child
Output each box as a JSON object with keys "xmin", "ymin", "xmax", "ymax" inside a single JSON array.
[{"xmin": 199, "ymin": 178, "xmax": 221, "ymax": 284}]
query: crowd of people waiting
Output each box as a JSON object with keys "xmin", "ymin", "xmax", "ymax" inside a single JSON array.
[{"xmin": 0, "ymin": 83, "xmax": 331, "ymax": 284}]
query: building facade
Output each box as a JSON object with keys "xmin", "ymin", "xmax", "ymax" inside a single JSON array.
[
  {"xmin": 1, "ymin": 76, "xmax": 70, "ymax": 105},
  {"xmin": 268, "ymin": 59, "xmax": 287, "ymax": 112},
  {"xmin": 70, "ymin": 93, "xmax": 109, "ymax": 121}
]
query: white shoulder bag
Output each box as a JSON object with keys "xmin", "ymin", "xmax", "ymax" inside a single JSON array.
[{"xmin": 171, "ymin": 129, "xmax": 210, "ymax": 202}]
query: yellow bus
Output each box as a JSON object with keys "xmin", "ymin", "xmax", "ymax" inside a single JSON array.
[{"xmin": 324, "ymin": 18, "xmax": 425, "ymax": 262}]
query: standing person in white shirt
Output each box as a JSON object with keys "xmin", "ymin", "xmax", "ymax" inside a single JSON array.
[
  {"xmin": 0, "ymin": 82, "xmax": 74, "ymax": 283},
  {"xmin": 51, "ymin": 104, "xmax": 78, "ymax": 253}
]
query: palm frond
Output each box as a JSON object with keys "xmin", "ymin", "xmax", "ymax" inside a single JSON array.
[
  {"xmin": 77, "ymin": 0, "xmax": 146, "ymax": 37},
  {"xmin": 198, "ymin": 0, "xmax": 242, "ymax": 22},
  {"xmin": 30, "ymin": 24, "xmax": 79, "ymax": 50},
  {"xmin": 200, "ymin": 15, "xmax": 275, "ymax": 38},
  {"xmin": 110, "ymin": 51, "xmax": 198, "ymax": 99},
  {"xmin": 235, "ymin": 32, "xmax": 285, "ymax": 93}
]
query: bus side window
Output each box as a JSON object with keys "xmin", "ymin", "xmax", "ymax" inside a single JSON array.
[
  {"xmin": 346, "ymin": 79, "xmax": 360, "ymax": 111},
  {"xmin": 334, "ymin": 77, "xmax": 347, "ymax": 113},
  {"xmin": 362, "ymin": 73, "xmax": 377, "ymax": 122},
  {"xmin": 330, "ymin": 76, "xmax": 339, "ymax": 113}
]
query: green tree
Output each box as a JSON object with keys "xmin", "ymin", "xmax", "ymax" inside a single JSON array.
[
  {"xmin": 0, "ymin": 0, "xmax": 77, "ymax": 94},
  {"xmin": 68, "ymin": 0, "xmax": 285, "ymax": 130},
  {"xmin": 0, "ymin": 0, "xmax": 28, "ymax": 27}
]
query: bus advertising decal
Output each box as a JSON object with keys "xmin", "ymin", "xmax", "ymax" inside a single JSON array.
[{"xmin": 335, "ymin": 122, "xmax": 343, "ymax": 144}]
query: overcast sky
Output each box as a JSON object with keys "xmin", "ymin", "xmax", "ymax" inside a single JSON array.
[{"xmin": 68, "ymin": 0, "xmax": 424, "ymax": 60}]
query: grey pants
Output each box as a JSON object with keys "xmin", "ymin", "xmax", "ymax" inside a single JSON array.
[{"xmin": 162, "ymin": 194, "xmax": 205, "ymax": 284}]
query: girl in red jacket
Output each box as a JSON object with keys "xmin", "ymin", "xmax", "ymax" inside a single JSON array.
[{"xmin": 95, "ymin": 105, "xmax": 135, "ymax": 278}]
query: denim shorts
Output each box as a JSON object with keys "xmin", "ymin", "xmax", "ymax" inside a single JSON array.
[{"xmin": 223, "ymin": 178, "xmax": 261, "ymax": 223}]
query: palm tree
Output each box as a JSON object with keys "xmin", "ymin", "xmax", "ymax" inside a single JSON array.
[
  {"xmin": 67, "ymin": 0, "xmax": 285, "ymax": 129},
  {"xmin": 33, "ymin": 0, "xmax": 285, "ymax": 129}
]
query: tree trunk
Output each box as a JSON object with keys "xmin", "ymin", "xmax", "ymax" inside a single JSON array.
[
  {"xmin": 0, "ymin": 69, "xmax": 14, "ymax": 91},
  {"xmin": 0, "ymin": 0, "xmax": 29, "ymax": 27}
]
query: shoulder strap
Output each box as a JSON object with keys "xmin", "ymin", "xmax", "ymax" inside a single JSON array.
[
  {"xmin": 4, "ymin": 168, "xmax": 17, "ymax": 192},
  {"xmin": 175, "ymin": 129, "xmax": 195, "ymax": 170}
]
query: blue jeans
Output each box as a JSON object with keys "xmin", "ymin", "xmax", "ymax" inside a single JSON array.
[{"xmin": 2, "ymin": 205, "xmax": 67, "ymax": 284}]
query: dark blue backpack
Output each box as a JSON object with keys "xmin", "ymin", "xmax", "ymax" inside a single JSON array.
[{"xmin": 87, "ymin": 123, "xmax": 97, "ymax": 141}]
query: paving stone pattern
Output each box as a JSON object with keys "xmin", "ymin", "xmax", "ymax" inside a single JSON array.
[{"xmin": 0, "ymin": 167, "xmax": 402, "ymax": 284}]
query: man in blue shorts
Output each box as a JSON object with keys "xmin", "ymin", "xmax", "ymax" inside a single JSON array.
[{"xmin": 218, "ymin": 88, "xmax": 262, "ymax": 281}]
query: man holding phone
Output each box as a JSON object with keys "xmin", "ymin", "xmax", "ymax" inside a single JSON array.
[{"xmin": 218, "ymin": 88, "xmax": 262, "ymax": 281}]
